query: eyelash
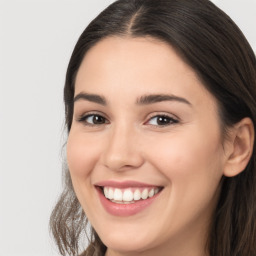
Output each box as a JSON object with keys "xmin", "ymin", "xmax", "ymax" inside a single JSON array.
[
  {"xmin": 145, "ymin": 114, "xmax": 179, "ymax": 127},
  {"xmin": 77, "ymin": 112, "xmax": 109, "ymax": 126},
  {"xmin": 77, "ymin": 113, "xmax": 179, "ymax": 127}
]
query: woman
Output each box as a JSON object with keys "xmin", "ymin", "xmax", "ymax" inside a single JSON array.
[{"xmin": 50, "ymin": 0, "xmax": 256, "ymax": 255}]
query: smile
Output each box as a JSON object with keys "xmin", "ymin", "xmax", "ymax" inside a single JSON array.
[
  {"xmin": 102, "ymin": 187, "xmax": 161, "ymax": 204},
  {"xmin": 95, "ymin": 181, "xmax": 163, "ymax": 216}
]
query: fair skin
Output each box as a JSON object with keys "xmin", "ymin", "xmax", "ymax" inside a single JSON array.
[{"xmin": 67, "ymin": 37, "xmax": 254, "ymax": 256}]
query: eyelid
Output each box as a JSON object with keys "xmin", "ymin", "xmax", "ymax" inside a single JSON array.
[
  {"xmin": 75, "ymin": 111, "xmax": 179, "ymax": 127},
  {"xmin": 76, "ymin": 111, "xmax": 110, "ymax": 124},
  {"xmin": 144, "ymin": 112, "xmax": 179, "ymax": 126}
]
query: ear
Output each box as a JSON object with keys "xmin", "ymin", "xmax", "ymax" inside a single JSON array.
[{"xmin": 223, "ymin": 117, "xmax": 254, "ymax": 177}]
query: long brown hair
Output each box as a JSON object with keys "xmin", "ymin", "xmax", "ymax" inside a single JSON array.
[{"xmin": 50, "ymin": 0, "xmax": 256, "ymax": 255}]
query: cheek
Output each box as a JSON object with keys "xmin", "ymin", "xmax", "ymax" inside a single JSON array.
[
  {"xmin": 66, "ymin": 132, "xmax": 103, "ymax": 215},
  {"xmin": 66, "ymin": 132, "xmax": 101, "ymax": 178},
  {"xmin": 147, "ymin": 128, "xmax": 224, "ymax": 196},
  {"xmin": 146, "ymin": 132, "xmax": 224, "ymax": 231}
]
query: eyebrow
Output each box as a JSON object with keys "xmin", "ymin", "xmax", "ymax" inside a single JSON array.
[
  {"xmin": 136, "ymin": 94, "xmax": 192, "ymax": 106},
  {"xmin": 73, "ymin": 92, "xmax": 192, "ymax": 107},
  {"xmin": 73, "ymin": 92, "xmax": 107, "ymax": 105}
]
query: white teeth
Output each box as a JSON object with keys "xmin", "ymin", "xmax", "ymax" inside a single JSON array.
[
  {"xmin": 122, "ymin": 189, "xmax": 133, "ymax": 202},
  {"xmin": 141, "ymin": 188, "xmax": 149, "ymax": 199},
  {"xmin": 134, "ymin": 189, "xmax": 141, "ymax": 201},
  {"xmin": 104, "ymin": 187, "xmax": 108, "ymax": 198},
  {"xmin": 154, "ymin": 187, "xmax": 160, "ymax": 194},
  {"xmin": 108, "ymin": 188, "xmax": 114, "ymax": 200},
  {"xmin": 113, "ymin": 188, "xmax": 123, "ymax": 201},
  {"xmin": 148, "ymin": 188, "xmax": 154, "ymax": 198},
  {"xmin": 102, "ymin": 186, "xmax": 161, "ymax": 203}
]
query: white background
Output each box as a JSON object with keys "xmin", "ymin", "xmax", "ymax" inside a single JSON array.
[{"xmin": 0, "ymin": 1, "xmax": 255, "ymax": 255}]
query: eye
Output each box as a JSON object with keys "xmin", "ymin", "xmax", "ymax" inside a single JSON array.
[
  {"xmin": 78, "ymin": 114, "xmax": 109, "ymax": 125},
  {"xmin": 146, "ymin": 115, "xmax": 178, "ymax": 126}
]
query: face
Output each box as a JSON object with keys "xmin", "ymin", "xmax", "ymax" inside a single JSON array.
[{"xmin": 67, "ymin": 37, "xmax": 227, "ymax": 256}]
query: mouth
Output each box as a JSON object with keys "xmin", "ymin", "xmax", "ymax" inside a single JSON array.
[
  {"xmin": 98, "ymin": 186, "xmax": 162, "ymax": 204},
  {"xmin": 95, "ymin": 180, "xmax": 164, "ymax": 216}
]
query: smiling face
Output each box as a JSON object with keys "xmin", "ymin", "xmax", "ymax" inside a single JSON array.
[{"xmin": 67, "ymin": 37, "xmax": 227, "ymax": 256}]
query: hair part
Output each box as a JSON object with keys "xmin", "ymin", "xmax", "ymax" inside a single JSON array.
[{"xmin": 50, "ymin": 0, "xmax": 256, "ymax": 255}]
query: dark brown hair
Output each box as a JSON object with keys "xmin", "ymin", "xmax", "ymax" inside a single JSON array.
[{"xmin": 50, "ymin": 0, "xmax": 256, "ymax": 255}]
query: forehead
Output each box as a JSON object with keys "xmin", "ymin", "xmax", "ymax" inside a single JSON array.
[
  {"xmin": 75, "ymin": 36, "xmax": 216, "ymax": 109},
  {"xmin": 76, "ymin": 36, "xmax": 197, "ymax": 86}
]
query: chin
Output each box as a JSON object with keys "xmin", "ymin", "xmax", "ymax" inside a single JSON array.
[{"xmin": 100, "ymin": 230, "xmax": 155, "ymax": 254}]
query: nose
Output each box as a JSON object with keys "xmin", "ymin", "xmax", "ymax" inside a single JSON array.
[{"xmin": 101, "ymin": 124, "xmax": 144, "ymax": 172}]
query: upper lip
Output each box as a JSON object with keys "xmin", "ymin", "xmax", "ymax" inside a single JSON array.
[{"xmin": 94, "ymin": 180, "xmax": 162, "ymax": 188}]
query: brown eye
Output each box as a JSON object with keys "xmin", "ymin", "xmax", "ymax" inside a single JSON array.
[
  {"xmin": 79, "ymin": 114, "xmax": 108, "ymax": 125},
  {"xmin": 147, "ymin": 115, "xmax": 178, "ymax": 126},
  {"xmin": 91, "ymin": 115, "xmax": 106, "ymax": 124}
]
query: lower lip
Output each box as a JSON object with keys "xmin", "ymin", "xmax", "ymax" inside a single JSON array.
[{"xmin": 96, "ymin": 187, "xmax": 162, "ymax": 217}]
